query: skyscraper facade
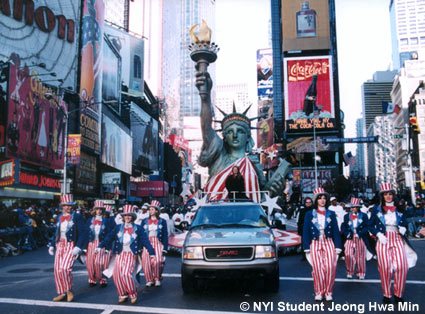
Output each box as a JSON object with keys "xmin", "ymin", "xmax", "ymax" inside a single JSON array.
[{"xmin": 390, "ymin": 0, "xmax": 425, "ymax": 69}]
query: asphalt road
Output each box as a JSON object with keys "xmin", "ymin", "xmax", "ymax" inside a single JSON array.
[{"xmin": 0, "ymin": 239, "xmax": 424, "ymax": 314}]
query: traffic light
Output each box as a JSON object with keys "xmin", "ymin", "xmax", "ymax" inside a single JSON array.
[{"xmin": 409, "ymin": 116, "xmax": 421, "ymax": 134}]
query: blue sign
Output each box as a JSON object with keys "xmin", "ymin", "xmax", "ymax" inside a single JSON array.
[{"xmin": 323, "ymin": 136, "xmax": 379, "ymax": 144}]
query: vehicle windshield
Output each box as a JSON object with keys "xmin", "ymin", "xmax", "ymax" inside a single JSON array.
[{"xmin": 190, "ymin": 204, "xmax": 269, "ymax": 229}]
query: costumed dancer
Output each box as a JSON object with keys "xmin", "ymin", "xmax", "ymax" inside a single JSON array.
[
  {"xmin": 140, "ymin": 200, "xmax": 168, "ymax": 287},
  {"xmin": 48, "ymin": 194, "xmax": 87, "ymax": 302},
  {"xmin": 341, "ymin": 197, "xmax": 373, "ymax": 280},
  {"xmin": 86, "ymin": 200, "xmax": 114, "ymax": 287},
  {"xmin": 302, "ymin": 187, "xmax": 342, "ymax": 302},
  {"xmin": 97, "ymin": 204, "xmax": 155, "ymax": 304},
  {"xmin": 369, "ymin": 183, "xmax": 417, "ymax": 304}
]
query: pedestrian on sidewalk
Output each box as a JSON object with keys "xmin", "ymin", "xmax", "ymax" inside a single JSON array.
[
  {"xmin": 341, "ymin": 197, "xmax": 373, "ymax": 280},
  {"xmin": 369, "ymin": 183, "xmax": 417, "ymax": 304},
  {"xmin": 85, "ymin": 200, "xmax": 114, "ymax": 288},
  {"xmin": 48, "ymin": 194, "xmax": 87, "ymax": 302},
  {"xmin": 97, "ymin": 204, "xmax": 155, "ymax": 304},
  {"xmin": 302, "ymin": 187, "xmax": 342, "ymax": 302},
  {"xmin": 139, "ymin": 200, "xmax": 168, "ymax": 287}
]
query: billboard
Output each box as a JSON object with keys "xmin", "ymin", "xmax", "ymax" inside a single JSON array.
[
  {"xmin": 0, "ymin": 0, "xmax": 81, "ymax": 89},
  {"xmin": 284, "ymin": 56, "xmax": 335, "ymax": 132},
  {"xmin": 6, "ymin": 64, "xmax": 67, "ymax": 169},
  {"xmin": 282, "ymin": 0, "xmax": 330, "ymax": 52},
  {"xmin": 294, "ymin": 166, "xmax": 338, "ymax": 193},
  {"xmin": 0, "ymin": 64, "xmax": 8, "ymax": 146},
  {"xmin": 131, "ymin": 104, "xmax": 159, "ymax": 171},
  {"xmin": 104, "ymin": 24, "xmax": 144, "ymax": 95},
  {"xmin": 130, "ymin": 181, "xmax": 169, "ymax": 198},
  {"xmin": 102, "ymin": 35, "xmax": 121, "ymax": 113},
  {"xmin": 75, "ymin": 152, "xmax": 97, "ymax": 194},
  {"xmin": 67, "ymin": 134, "xmax": 81, "ymax": 165},
  {"xmin": 101, "ymin": 115, "xmax": 132, "ymax": 174},
  {"xmin": 79, "ymin": 0, "xmax": 104, "ymax": 153}
]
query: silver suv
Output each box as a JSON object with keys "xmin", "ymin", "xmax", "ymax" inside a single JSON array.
[{"xmin": 181, "ymin": 202, "xmax": 279, "ymax": 293}]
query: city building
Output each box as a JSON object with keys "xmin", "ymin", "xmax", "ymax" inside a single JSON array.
[
  {"xmin": 353, "ymin": 118, "xmax": 366, "ymax": 177},
  {"xmin": 390, "ymin": 0, "xmax": 425, "ymax": 70}
]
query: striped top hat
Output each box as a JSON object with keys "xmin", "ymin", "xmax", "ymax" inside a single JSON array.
[
  {"xmin": 149, "ymin": 200, "xmax": 161, "ymax": 210},
  {"xmin": 380, "ymin": 182, "xmax": 395, "ymax": 194},
  {"xmin": 122, "ymin": 204, "xmax": 136, "ymax": 218},
  {"xmin": 349, "ymin": 197, "xmax": 361, "ymax": 208},
  {"xmin": 105, "ymin": 205, "xmax": 113, "ymax": 213},
  {"xmin": 60, "ymin": 194, "xmax": 76, "ymax": 206},
  {"xmin": 313, "ymin": 187, "xmax": 329, "ymax": 202},
  {"xmin": 93, "ymin": 200, "xmax": 105, "ymax": 209}
]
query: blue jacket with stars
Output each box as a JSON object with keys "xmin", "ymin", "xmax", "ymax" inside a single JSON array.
[
  {"xmin": 48, "ymin": 213, "xmax": 88, "ymax": 250},
  {"xmin": 86, "ymin": 216, "xmax": 115, "ymax": 243},
  {"xmin": 140, "ymin": 218, "xmax": 168, "ymax": 251},
  {"xmin": 99, "ymin": 223, "xmax": 155, "ymax": 255},
  {"xmin": 341, "ymin": 211, "xmax": 374, "ymax": 254},
  {"xmin": 302, "ymin": 209, "xmax": 342, "ymax": 251},
  {"xmin": 369, "ymin": 205, "xmax": 407, "ymax": 236}
]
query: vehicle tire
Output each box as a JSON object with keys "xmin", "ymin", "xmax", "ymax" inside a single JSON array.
[
  {"xmin": 181, "ymin": 272, "xmax": 195, "ymax": 294},
  {"xmin": 265, "ymin": 267, "xmax": 280, "ymax": 293}
]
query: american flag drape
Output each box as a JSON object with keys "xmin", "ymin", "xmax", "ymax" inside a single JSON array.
[{"xmin": 204, "ymin": 157, "xmax": 260, "ymax": 202}]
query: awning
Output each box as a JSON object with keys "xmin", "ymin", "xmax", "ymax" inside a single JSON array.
[{"xmin": 0, "ymin": 187, "xmax": 59, "ymax": 200}]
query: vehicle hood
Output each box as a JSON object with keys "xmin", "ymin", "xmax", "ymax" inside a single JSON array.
[{"xmin": 184, "ymin": 227, "xmax": 274, "ymax": 246}]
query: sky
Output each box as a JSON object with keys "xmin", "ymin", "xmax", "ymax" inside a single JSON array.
[{"xmin": 214, "ymin": 0, "xmax": 393, "ymax": 144}]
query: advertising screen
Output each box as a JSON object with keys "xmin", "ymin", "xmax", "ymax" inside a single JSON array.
[
  {"xmin": 6, "ymin": 64, "xmax": 67, "ymax": 169},
  {"xmin": 101, "ymin": 115, "xmax": 133, "ymax": 174},
  {"xmin": 131, "ymin": 104, "xmax": 159, "ymax": 171},
  {"xmin": 281, "ymin": 0, "xmax": 330, "ymax": 52},
  {"xmin": 284, "ymin": 56, "xmax": 335, "ymax": 132}
]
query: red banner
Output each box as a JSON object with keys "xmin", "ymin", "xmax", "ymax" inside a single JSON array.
[
  {"xmin": 130, "ymin": 181, "xmax": 169, "ymax": 198},
  {"xmin": 19, "ymin": 171, "xmax": 61, "ymax": 190}
]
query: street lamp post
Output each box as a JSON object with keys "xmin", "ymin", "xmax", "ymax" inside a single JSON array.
[{"xmin": 312, "ymin": 112, "xmax": 319, "ymax": 189}]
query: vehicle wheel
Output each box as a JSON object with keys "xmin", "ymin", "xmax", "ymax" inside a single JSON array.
[
  {"xmin": 181, "ymin": 272, "xmax": 195, "ymax": 294},
  {"xmin": 265, "ymin": 267, "xmax": 280, "ymax": 293}
]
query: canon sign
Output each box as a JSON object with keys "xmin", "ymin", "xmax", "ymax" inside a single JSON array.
[{"xmin": 0, "ymin": 0, "xmax": 75, "ymax": 43}]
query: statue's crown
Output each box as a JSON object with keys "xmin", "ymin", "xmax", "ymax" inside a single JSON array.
[{"xmin": 216, "ymin": 103, "xmax": 259, "ymax": 132}]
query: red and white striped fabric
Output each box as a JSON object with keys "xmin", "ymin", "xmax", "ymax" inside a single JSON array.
[
  {"xmin": 376, "ymin": 231, "xmax": 408, "ymax": 298},
  {"xmin": 112, "ymin": 251, "xmax": 137, "ymax": 299},
  {"xmin": 122, "ymin": 205, "xmax": 135, "ymax": 214},
  {"xmin": 313, "ymin": 187, "xmax": 326, "ymax": 196},
  {"xmin": 310, "ymin": 237, "xmax": 337, "ymax": 298},
  {"xmin": 93, "ymin": 200, "xmax": 105, "ymax": 209},
  {"xmin": 54, "ymin": 240, "xmax": 77, "ymax": 294},
  {"xmin": 380, "ymin": 182, "xmax": 394, "ymax": 193},
  {"xmin": 60, "ymin": 194, "xmax": 75, "ymax": 206},
  {"xmin": 345, "ymin": 236, "xmax": 366, "ymax": 277},
  {"xmin": 203, "ymin": 157, "xmax": 260, "ymax": 202},
  {"xmin": 86, "ymin": 240, "xmax": 109, "ymax": 285},
  {"xmin": 141, "ymin": 236, "xmax": 164, "ymax": 283},
  {"xmin": 105, "ymin": 205, "xmax": 113, "ymax": 213},
  {"xmin": 349, "ymin": 197, "xmax": 361, "ymax": 207},
  {"xmin": 150, "ymin": 200, "xmax": 161, "ymax": 209}
]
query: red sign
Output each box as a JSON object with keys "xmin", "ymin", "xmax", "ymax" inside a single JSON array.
[
  {"xmin": 284, "ymin": 56, "xmax": 335, "ymax": 132},
  {"xmin": 130, "ymin": 181, "xmax": 169, "ymax": 197},
  {"xmin": 168, "ymin": 134, "xmax": 189, "ymax": 151},
  {"xmin": 19, "ymin": 171, "xmax": 61, "ymax": 190},
  {"xmin": 0, "ymin": 159, "xmax": 15, "ymax": 187}
]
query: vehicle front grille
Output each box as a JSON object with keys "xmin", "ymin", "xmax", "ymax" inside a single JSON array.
[{"xmin": 204, "ymin": 247, "xmax": 254, "ymax": 261}]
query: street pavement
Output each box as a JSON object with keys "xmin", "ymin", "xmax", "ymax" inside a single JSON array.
[{"xmin": 0, "ymin": 238, "xmax": 424, "ymax": 314}]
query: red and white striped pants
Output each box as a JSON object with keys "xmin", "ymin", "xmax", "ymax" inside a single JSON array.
[
  {"xmin": 376, "ymin": 231, "xmax": 408, "ymax": 298},
  {"xmin": 54, "ymin": 240, "xmax": 77, "ymax": 294},
  {"xmin": 344, "ymin": 236, "xmax": 366, "ymax": 277},
  {"xmin": 141, "ymin": 236, "xmax": 164, "ymax": 283},
  {"xmin": 86, "ymin": 240, "xmax": 110, "ymax": 284},
  {"xmin": 310, "ymin": 237, "xmax": 337, "ymax": 296},
  {"xmin": 112, "ymin": 251, "xmax": 137, "ymax": 299}
]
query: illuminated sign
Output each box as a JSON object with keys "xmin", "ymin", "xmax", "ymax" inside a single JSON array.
[
  {"xmin": 0, "ymin": 159, "xmax": 14, "ymax": 186},
  {"xmin": 19, "ymin": 172, "xmax": 60, "ymax": 189},
  {"xmin": 287, "ymin": 117, "xmax": 336, "ymax": 132}
]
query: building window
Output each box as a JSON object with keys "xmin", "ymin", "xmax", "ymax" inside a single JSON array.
[{"xmin": 134, "ymin": 55, "xmax": 141, "ymax": 79}]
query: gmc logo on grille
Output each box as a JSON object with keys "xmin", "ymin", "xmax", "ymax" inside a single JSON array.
[{"xmin": 217, "ymin": 250, "xmax": 239, "ymax": 257}]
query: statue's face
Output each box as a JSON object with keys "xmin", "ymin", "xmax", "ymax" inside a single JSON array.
[{"xmin": 223, "ymin": 124, "xmax": 248, "ymax": 151}]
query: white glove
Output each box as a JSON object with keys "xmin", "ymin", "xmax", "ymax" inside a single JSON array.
[
  {"xmin": 304, "ymin": 249, "xmax": 310, "ymax": 253},
  {"xmin": 377, "ymin": 232, "xmax": 388, "ymax": 245},
  {"xmin": 162, "ymin": 249, "xmax": 168, "ymax": 254},
  {"xmin": 94, "ymin": 247, "xmax": 101, "ymax": 254},
  {"xmin": 399, "ymin": 226, "xmax": 407, "ymax": 236},
  {"xmin": 72, "ymin": 247, "xmax": 81, "ymax": 256},
  {"xmin": 115, "ymin": 214, "xmax": 123, "ymax": 225},
  {"xmin": 335, "ymin": 248, "xmax": 342, "ymax": 255},
  {"xmin": 48, "ymin": 246, "xmax": 54, "ymax": 256}
]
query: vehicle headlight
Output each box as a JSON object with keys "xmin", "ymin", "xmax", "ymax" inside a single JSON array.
[
  {"xmin": 255, "ymin": 245, "xmax": 276, "ymax": 258},
  {"xmin": 183, "ymin": 246, "xmax": 203, "ymax": 259}
]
